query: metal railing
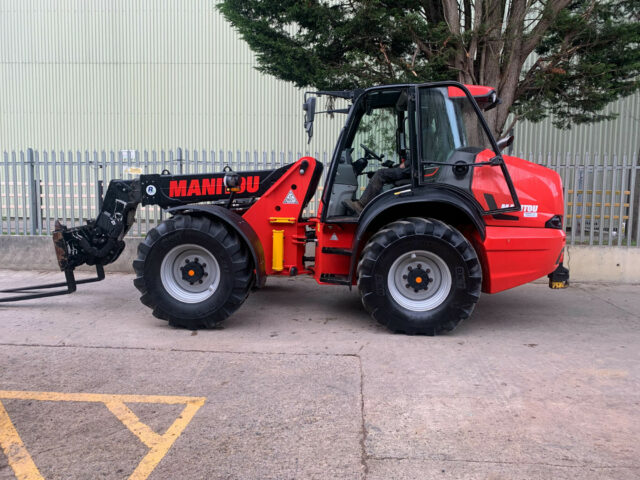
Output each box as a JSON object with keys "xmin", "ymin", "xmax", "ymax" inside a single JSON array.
[
  {"xmin": 1, "ymin": 148, "xmax": 638, "ymax": 246},
  {"xmin": 521, "ymin": 151, "xmax": 639, "ymax": 246},
  {"xmin": 0, "ymin": 148, "xmax": 330, "ymax": 238}
]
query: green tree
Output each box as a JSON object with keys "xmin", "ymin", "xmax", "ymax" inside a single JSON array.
[{"xmin": 217, "ymin": 0, "xmax": 640, "ymax": 136}]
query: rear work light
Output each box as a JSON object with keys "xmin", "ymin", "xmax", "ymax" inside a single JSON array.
[{"xmin": 545, "ymin": 215, "xmax": 563, "ymax": 229}]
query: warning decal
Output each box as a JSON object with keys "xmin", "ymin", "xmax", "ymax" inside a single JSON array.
[
  {"xmin": 330, "ymin": 233, "xmax": 339, "ymax": 241},
  {"xmin": 283, "ymin": 190, "xmax": 299, "ymax": 205}
]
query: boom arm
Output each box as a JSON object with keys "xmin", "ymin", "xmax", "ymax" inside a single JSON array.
[{"xmin": 53, "ymin": 165, "xmax": 290, "ymax": 271}]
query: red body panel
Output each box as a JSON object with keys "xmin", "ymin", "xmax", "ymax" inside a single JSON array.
[
  {"xmin": 471, "ymin": 152, "xmax": 566, "ymax": 293},
  {"xmin": 314, "ymin": 223, "xmax": 356, "ymax": 283},
  {"xmin": 243, "ymin": 157, "xmax": 318, "ymax": 276},
  {"xmin": 448, "ymin": 85, "xmax": 495, "ymax": 99},
  {"xmin": 240, "ymin": 155, "xmax": 359, "ymax": 282},
  {"xmin": 472, "ymin": 227, "xmax": 565, "ymax": 293},
  {"xmin": 472, "ymin": 151, "xmax": 565, "ymax": 228}
]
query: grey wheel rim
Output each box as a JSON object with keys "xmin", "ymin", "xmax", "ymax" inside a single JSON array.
[
  {"xmin": 160, "ymin": 244, "xmax": 220, "ymax": 303},
  {"xmin": 387, "ymin": 250, "xmax": 452, "ymax": 312}
]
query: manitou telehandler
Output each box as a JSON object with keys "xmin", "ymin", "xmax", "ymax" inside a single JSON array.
[{"xmin": 1, "ymin": 82, "xmax": 569, "ymax": 334}]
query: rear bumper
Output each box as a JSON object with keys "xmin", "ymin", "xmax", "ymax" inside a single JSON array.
[{"xmin": 475, "ymin": 226, "xmax": 566, "ymax": 294}]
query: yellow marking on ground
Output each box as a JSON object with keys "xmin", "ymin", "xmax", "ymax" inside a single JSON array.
[
  {"xmin": 581, "ymin": 368, "xmax": 629, "ymax": 378},
  {"xmin": 129, "ymin": 399, "xmax": 204, "ymax": 480},
  {"xmin": 0, "ymin": 390, "xmax": 203, "ymax": 405},
  {"xmin": 104, "ymin": 401, "xmax": 163, "ymax": 449},
  {"xmin": 0, "ymin": 390, "xmax": 206, "ymax": 480},
  {"xmin": 0, "ymin": 401, "xmax": 44, "ymax": 480}
]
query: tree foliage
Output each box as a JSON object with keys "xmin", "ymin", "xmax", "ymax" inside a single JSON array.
[{"xmin": 218, "ymin": 0, "xmax": 640, "ymax": 135}]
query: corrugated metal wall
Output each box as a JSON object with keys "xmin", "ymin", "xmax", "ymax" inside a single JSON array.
[
  {"xmin": 0, "ymin": 0, "xmax": 638, "ymax": 158},
  {"xmin": 513, "ymin": 94, "xmax": 640, "ymax": 158},
  {"xmin": 0, "ymin": 0, "xmax": 344, "ymax": 154}
]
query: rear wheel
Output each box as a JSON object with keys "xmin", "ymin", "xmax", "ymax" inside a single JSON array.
[
  {"xmin": 133, "ymin": 214, "xmax": 253, "ymax": 329},
  {"xmin": 357, "ymin": 218, "xmax": 481, "ymax": 335}
]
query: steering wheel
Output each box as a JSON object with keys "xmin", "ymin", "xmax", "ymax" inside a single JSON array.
[{"xmin": 360, "ymin": 144, "xmax": 384, "ymax": 161}]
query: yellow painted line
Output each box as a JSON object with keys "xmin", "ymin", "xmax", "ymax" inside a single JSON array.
[
  {"xmin": 0, "ymin": 390, "xmax": 204, "ymax": 405},
  {"xmin": 104, "ymin": 401, "xmax": 163, "ymax": 449},
  {"xmin": 0, "ymin": 400, "xmax": 44, "ymax": 480},
  {"xmin": 129, "ymin": 399, "xmax": 205, "ymax": 480},
  {"xmin": 0, "ymin": 390, "xmax": 206, "ymax": 480}
]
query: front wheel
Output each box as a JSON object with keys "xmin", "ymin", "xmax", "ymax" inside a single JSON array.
[
  {"xmin": 357, "ymin": 218, "xmax": 481, "ymax": 335},
  {"xmin": 133, "ymin": 214, "xmax": 253, "ymax": 329}
]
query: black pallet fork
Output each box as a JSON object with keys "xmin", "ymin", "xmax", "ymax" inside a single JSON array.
[
  {"xmin": 0, "ymin": 222, "xmax": 106, "ymax": 303},
  {"xmin": 0, "ymin": 264, "xmax": 105, "ymax": 303}
]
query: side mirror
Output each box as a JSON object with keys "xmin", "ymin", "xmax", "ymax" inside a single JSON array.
[
  {"xmin": 303, "ymin": 96, "xmax": 316, "ymax": 143},
  {"xmin": 476, "ymin": 91, "xmax": 500, "ymax": 111},
  {"xmin": 496, "ymin": 134, "xmax": 514, "ymax": 152}
]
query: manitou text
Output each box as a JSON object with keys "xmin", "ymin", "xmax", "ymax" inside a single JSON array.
[{"xmin": 169, "ymin": 176, "xmax": 261, "ymax": 197}]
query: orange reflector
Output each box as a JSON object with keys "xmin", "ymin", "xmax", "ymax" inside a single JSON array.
[
  {"xmin": 188, "ymin": 270, "xmax": 195, "ymax": 276},
  {"xmin": 416, "ymin": 277, "xmax": 422, "ymax": 283}
]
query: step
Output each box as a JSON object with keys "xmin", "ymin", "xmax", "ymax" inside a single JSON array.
[
  {"xmin": 319, "ymin": 274, "xmax": 351, "ymax": 286},
  {"xmin": 321, "ymin": 247, "xmax": 352, "ymax": 256}
]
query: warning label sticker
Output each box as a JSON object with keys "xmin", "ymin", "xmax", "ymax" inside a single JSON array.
[
  {"xmin": 330, "ymin": 233, "xmax": 339, "ymax": 241},
  {"xmin": 283, "ymin": 190, "xmax": 299, "ymax": 205}
]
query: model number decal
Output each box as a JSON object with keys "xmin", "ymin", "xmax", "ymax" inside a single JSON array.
[{"xmin": 501, "ymin": 203, "xmax": 539, "ymax": 217}]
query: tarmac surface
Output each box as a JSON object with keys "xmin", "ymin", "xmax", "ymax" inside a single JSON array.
[{"xmin": 0, "ymin": 269, "xmax": 639, "ymax": 480}]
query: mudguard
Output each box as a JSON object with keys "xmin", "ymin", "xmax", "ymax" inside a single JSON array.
[
  {"xmin": 167, "ymin": 204, "xmax": 267, "ymax": 288},
  {"xmin": 347, "ymin": 185, "xmax": 486, "ymax": 284}
]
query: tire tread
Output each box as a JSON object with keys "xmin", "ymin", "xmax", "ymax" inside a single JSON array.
[
  {"xmin": 357, "ymin": 217, "xmax": 481, "ymax": 335},
  {"xmin": 133, "ymin": 214, "xmax": 253, "ymax": 329}
]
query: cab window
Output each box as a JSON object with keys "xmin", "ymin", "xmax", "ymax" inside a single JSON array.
[
  {"xmin": 419, "ymin": 86, "xmax": 494, "ymax": 164},
  {"xmin": 324, "ymin": 89, "xmax": 410, "ymax": 218}
]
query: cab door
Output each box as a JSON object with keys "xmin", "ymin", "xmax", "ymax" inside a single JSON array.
[{"xmin": 413, "ymin": 83, "xmax": 520, "ymax": 215}]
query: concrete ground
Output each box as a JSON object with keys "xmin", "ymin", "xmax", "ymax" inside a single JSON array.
[{"xmin": 0, "ymin": 269, "xmax": 638, "ymax": 480}]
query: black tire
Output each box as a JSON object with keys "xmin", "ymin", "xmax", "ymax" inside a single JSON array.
[
  {"xmin": 133, "ymin": 214, "xmax": 253, "ymax": 329},
  {"xmin": 357, "ymin": 217, "xmax": 481, "ymax": 335}
]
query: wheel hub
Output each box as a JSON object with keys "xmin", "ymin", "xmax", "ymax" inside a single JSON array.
[
  {"xmin": 160, "ymin": 244, "xmax": 221, "ymax": 304},
  {"xmin": 404, "ymin": 265, "xmax": 431, "ymax": 293},
  {"xmin": 387, "ymin": 250, "xmax": 452, "ymax": 312},
  {"xmin": 180, "ymin": 258, "xmax": 208, "ymax": 285}
]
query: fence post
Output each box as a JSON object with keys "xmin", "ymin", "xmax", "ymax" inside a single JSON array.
[
  {"xmin": 26, "ymin": 148, "xmax": 40, "ymax": 235},
  {"xmin": 98, "ymin": 180, "xmax": 104, "ymax": 211},
  {"xmin": 632, "ymin": 152, "xmax": 640, "ymax": 242},
  {"xmin": 177, "ymin": 147, "xmax": 183, "ymax": 174}
]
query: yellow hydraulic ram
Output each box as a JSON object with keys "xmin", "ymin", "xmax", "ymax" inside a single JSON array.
[{"xmin": 272, "ymin": 229, "xmax": 284, "ymax": 271}]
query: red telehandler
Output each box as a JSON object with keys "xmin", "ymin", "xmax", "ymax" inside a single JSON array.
[{"xmin": 1, "ymin": 82, "xmax": 568, "ymax": 334}]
